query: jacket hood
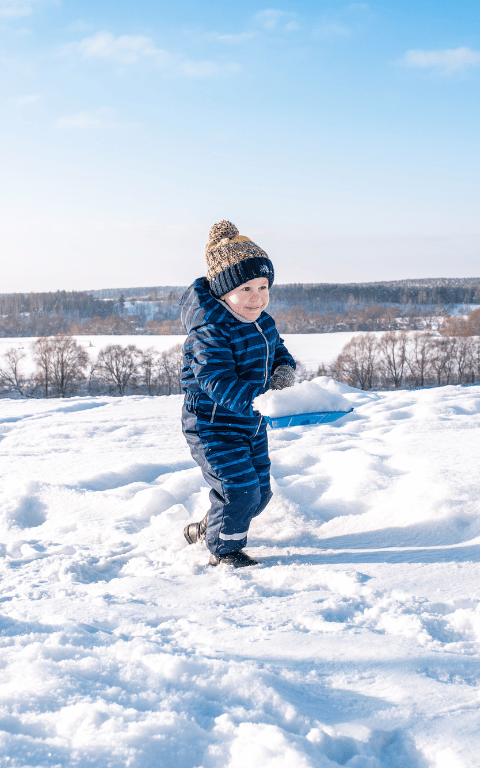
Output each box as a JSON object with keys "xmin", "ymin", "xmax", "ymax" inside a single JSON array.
[{"xmin": 180, "ymin": 277, "xmax": 233, "ymax": 333}]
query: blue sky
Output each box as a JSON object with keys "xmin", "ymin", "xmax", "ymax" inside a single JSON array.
[{"xmin": 1, "ymin": 0, "xmax": 479, "ymax": 291}]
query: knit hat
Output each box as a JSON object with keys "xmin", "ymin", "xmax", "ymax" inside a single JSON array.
[{"xmin": 205, "ymin": 220, "xmax": 274, "ymax": 298}]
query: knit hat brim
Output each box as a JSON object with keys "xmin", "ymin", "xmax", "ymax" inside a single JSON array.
[{"xmin": 208, "ymin": 256, "xmax": 274, "ymax": 298}]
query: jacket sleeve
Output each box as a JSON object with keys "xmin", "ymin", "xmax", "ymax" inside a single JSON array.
[
  {"xmin": 184, "ymin": 325, "xmax": 265, "ymax": 416},
  {"xmin": 272, "ymin": 333, "xmax": 296, "ymax": 373}
]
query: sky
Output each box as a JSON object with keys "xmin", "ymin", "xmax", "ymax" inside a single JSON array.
[{"xmin": 1, "ymin": 0, "xmax": 479, "ymax": 292}]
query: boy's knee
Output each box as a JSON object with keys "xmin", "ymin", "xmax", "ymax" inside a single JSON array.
[
  {"xmin": 261, "ymin": 486, "xmax": 273, "ymax": 507},
  {"xmin": 224, "ymin": 483, "xmax": 261, "ymax": 514},
  {"xmin": 252, "ymin": 486, "xmax": 272, "ymax": 518}
]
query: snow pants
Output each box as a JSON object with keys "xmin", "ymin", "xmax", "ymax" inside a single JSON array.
[{"xmin": 182, "ymin": 397, "xmax": 272, "ymax": 556}]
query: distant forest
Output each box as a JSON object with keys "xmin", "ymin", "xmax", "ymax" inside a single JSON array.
[{"xmin": 1, "ymin": 277, "xmax": 480, "ymax": 337}]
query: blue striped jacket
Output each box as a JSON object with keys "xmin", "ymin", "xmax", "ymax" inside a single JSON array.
[{"xmin": 180, "ymin": 278, "xmax": 296, "ymax": 421}]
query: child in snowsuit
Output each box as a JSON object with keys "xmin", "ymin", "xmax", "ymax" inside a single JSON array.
[{"xmin": 180, "ymin": 220, "xmax": 296, "ymax": 568}]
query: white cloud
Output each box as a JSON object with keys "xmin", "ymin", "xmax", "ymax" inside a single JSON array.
[
  {"xmin": 61, "ymin": 32, "xmax": 171, "ymax": 66},
  {"xmin": 0, "ymin": 0, "xmax": 51, "ymax": 17},
  {"xmin": 64, "ymin": 19, "xmax": 94, "ymax": 34},
  {"xmin": 254, "ymin": 9, "xmax": 299, "ymax": 32},
  {"xmin": 0, "ymin": 0, "xmax": 33, "ymax": 16},
  {"xmin": 61, "ymin": 31, "xmax": 240, "ymax": 78},
  {"xmin": 180, "ymin": 60, "xmax": 241, "ymax": 77},
  {"xmin": 57, "ymin": 107, "xmax": 113, "ymax": 129},
  {"xmin": 207, "ymin": 31, "xmax": 256, "ymax": 44},
  {"xmin": 180, "ymin": 60, "xmax": 218, "ymax": 77},
  {"xmin": 13, "ymin": 93, "xmax": 41, "ymax": 107},
  {"xmin": 314, "ymin": 3, "xmax": 371, "ymax": 40},
  {"xmin": 403, "ymin": 47, "xmax": 480, "ymax": 73},
  {"xmin": 314, "ymin": 22, "xmax": 350, "ymax": 38}
]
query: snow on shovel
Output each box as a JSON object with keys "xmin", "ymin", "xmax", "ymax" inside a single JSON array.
[{"xmin": 253, "ymin": 378, "xmax": 354, "ymax": 429}]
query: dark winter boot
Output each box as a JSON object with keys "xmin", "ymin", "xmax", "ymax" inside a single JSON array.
[
  {"xmin": 184, "ymin": 513, "xmax": 209, "ymax": 545},
  {"xmin": 209, "ymin": 550, "xmax": 259, "ymax": 568}
]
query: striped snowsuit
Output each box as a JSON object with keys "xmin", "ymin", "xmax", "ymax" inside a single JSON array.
[{"xmin": 180, "ymin": 278, "xmax": 296, "ymax": 555}]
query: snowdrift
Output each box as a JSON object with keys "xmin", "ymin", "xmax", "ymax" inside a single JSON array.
[{"xmin": 1, "ymin": 382, "xmax": 480, "ymax": 767}]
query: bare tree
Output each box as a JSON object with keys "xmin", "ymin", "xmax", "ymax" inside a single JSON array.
[
  {"xmin": 33, "ymin": 336, "xmax": 54, "ymax": 397},
  {"xmin": 470, "ymin": 338, "xmax": 480, "ymax": 382},
  {"xmin": 440, "ymin": 307, "xmax": 480, "ymax": 338},
  {"xmin": 0, "ymin": 348, "xmax": 30, "ymax": 397},
  {"xmin": 92, "ymin": 344, "xmax": 141, "ymax": 395},
  {"xmin": 378, "ymin": 330, "xmax": 407, "ymax": 388},
  {"xmin": 332, "ymin": 334, "xmax": 379, "ymax": 390},
  {"xmin": 466, "ymin": 308, "xmax": 480, "ymax": 335},
  {"xmin": 429, "ymin": 337, "xmax": 457, "ymax": 386},
  {"xmin": 454, "ymin": 337, "xmax": 475, "ymax": 384},
  {"xmin": 405, "ymin": 332, "xmax": 433, "ymax": 388},
  {"xmin": 295, "ymin": 361, "xmax": 317, "ymax": 382},
  {"xmin": 138, "ymin": 347, "xmax": 161, "ymax": 395},
  {"xmin": 158, "ymin": 344, "xmax": 183, "ymax": 394},
  {"xmin": 440, "ymin": 316, "xmax": 469, "ymax": 337},
  {"xmin": 49, "ymin": 335, "xmax": 90, "ymax": 397},
  {"xmin": 315, "ymin": 362, "xmax": 330, "ymax": 378}
]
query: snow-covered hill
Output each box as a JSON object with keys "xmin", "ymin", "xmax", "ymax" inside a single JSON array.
[{"xmin": 1, "ymin": 383, "xmax": 480, "ymax": 767}]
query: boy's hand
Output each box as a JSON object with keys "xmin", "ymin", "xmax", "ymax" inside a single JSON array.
[{"xmin": 269, "ymin": 365, "xmax": 296, "ymax": 390}]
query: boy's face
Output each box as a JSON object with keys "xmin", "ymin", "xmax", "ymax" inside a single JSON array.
[{"xmin": 223, "ymin": 277, "xmax": 269, "ymax": 321}]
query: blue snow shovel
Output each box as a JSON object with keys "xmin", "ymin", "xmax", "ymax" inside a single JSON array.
[{"xmin": 263, "ymin": 408, "xmax": 354, "ymax": 429}]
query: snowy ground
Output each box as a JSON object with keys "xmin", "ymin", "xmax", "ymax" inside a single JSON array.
[
  {"xmin": 0, "ymin": 332, "xmax": 385, "ymax": 377},
  {"xmin": 1, "ymin": 383, "xmax": 480, "ymax": 767}
]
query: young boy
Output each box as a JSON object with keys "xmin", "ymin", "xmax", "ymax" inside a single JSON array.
[{"xmin": 180, "ymin": 220, "xmax": 296, "ymax": 568}]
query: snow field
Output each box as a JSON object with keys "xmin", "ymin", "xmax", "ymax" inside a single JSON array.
[{"xmin": 1, "ymin": 384, "xmax": 480, "ymax": 766}]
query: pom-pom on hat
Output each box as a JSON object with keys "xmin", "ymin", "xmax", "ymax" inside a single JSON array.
[{"xmin": 205, "ymin": 220, "xmax": 274, "ymax": 298}]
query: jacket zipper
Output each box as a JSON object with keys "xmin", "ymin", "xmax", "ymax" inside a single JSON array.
[
  {"xmin": 254, "ymin": 321, "xmax": 269, "ymax": 389},
  {"xmin": 253, "ymin": 321, "xmax": 269, "ymax": 436},
  {"xmin": 210, "ymin": 403, "xmax": 218, "ymax": 423}
]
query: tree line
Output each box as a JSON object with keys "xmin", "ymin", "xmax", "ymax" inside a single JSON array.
[
  {"xmin": 1, "ymin": 302, "xmax": 437, "ymax": 338},
  {"xmin": 0, "ymin": 288, "xmax": 184, "ymax": 338},
  {"xmin": 438, "ymin": 308, "xmax": 480, "ymax": 338},
  {"xmin": 0, "ymin": 311, "xmax": 184, "ymax": 338},
  {"xmin": 89, "ymin": 279, "xmax": 480, "ymax": 308},
  {"xmin": 3, "ymin": 328, "xmax": 480, "ymax": 400},
  {"xmin": 268, "ymin": 279, "xmax": 480, "ymax": 311},
  {"xmin": 2, "ymin": 280, "xmax": 480, "ymax": 338},
  {"xmin": 1, "ymin": 304, "xmax": 431, "ymax": 337},
  {"xmin": 271, "ymin": 304, "xmax": 442, "ymax": 334},
  {"xmin": 0, "ymin": 337, "xmax": 183, "ymax": 399},
  {"xmin": 320, "ymin": 331, "xmax": 480, "ymax": 390},
  {"xmin": 0, "ymin": 291, "xmax": 117, "ymax": 318}
]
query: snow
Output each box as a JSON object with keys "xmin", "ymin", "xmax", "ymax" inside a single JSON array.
[
  {"xmin": 1, "ymin": 384, "xmax": 480, "ymax": 766},
  {"xmin": 253, "ymin": 378, "xmax": 351, "ymax": 417},
  {"xmin": 122, "ymin": 300, "xmax": 160, "ymax": 321},
  {"xmin": 449, "ymin": 304, "xmax": 480, "ymax": 317}
]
